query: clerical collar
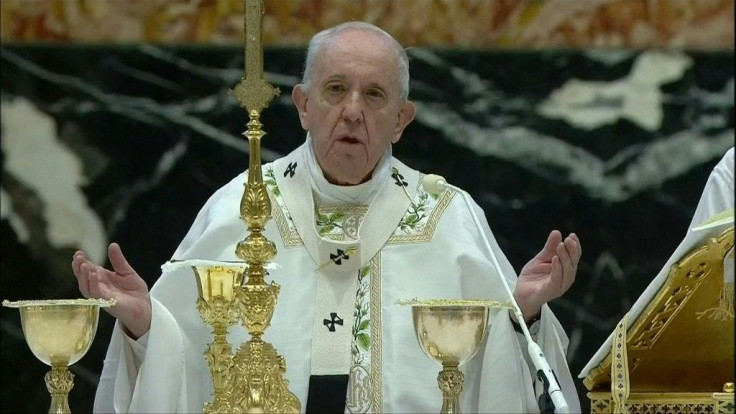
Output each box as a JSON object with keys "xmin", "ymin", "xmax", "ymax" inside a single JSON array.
[{"xmin": 304, "ymin": 134, "xmax": 392, "ymax": 205}]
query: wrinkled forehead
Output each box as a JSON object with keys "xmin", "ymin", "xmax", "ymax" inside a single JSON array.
[{"xmin": 313, "ymin": 30, "xmax": 400, "ymax": 84}]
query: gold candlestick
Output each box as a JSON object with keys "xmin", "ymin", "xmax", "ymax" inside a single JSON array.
[
  {"xmin": 3, "ymin": 298, "xmax": 115, "ymax": 414},
  {"xmin": 192, "ymin": 0, "xmax": 299, "ymax": 412}
]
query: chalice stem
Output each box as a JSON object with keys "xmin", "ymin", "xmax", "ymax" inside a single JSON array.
[
  {"xmin": 438, "ymin": 364, "xmax": 464, "ymax": 414},
  {"xmin": 45, "ymin": 364, "xmax": 74, "ymax": 414},
  {"xmin": 211, "ymin": 329, "xmax": 232, "ymax": 390},
  {"xmin": 204, "ymin": 324, "xmax": 235, "ymax": 413}
]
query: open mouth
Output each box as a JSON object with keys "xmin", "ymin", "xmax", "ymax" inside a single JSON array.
[{"xmin": 339, "ymin": 136, "xmax": 361, "ymax": 144}]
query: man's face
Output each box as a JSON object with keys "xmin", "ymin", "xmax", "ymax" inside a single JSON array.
[{"xmin": 292, "ymin": 30, "xmax": 415, "ymax": 185}]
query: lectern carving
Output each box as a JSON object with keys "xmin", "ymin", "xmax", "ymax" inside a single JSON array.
[{"xmin": 584, "ymin": 226, "xmax": 734, "ymax": 414}]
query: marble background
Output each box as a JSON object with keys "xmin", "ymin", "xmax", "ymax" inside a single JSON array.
[{"xmin": 1, "ymin": 45, "xmax": 733, "ymax": 413}]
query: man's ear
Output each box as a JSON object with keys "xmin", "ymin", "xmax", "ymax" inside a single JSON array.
[
  {"xmin": 292, "ymin": 84, "xmax": 309, "ymax": 130},
  {"xmin": 392, "ymin": 100, "xmax": 416, "ymax": 144}
]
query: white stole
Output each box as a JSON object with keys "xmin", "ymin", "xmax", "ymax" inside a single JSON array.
[{"xmin": 272, "ymin": 144, "xmax": 415, "ymax": 377}]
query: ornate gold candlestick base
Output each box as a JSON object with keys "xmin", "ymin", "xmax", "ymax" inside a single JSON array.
[
  {"xmin": 231, "ymin": 337, "xmax": 300, "ymax": 412},
  {"xmin": 2, "ymin": 298, "xmax": 115, "ymax": 414},
  {"xmin": 400, "ymin": 299, "xmax": 511, "ymax": 414},
  {"xmin": 230, "ymin": 276, "xmax": 299, "ymax": 413}
]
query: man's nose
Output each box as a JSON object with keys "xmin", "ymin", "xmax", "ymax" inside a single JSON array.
[{"xmin": 341, "ymin": 92, "xmax": 364, "ymax": 123}]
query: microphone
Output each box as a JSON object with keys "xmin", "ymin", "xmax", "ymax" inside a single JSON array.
[
  {"xmin": 421, "ymin": 174, "xmax": 448, "ymax": 197},
  {"xmin": 422, "ymin": 174, "xmax": 569, "ymax": 414}
]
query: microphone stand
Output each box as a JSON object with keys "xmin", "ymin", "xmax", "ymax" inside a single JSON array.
[{"xmin": 425, "ymin": 175, "xmax": 569, "ymax": 414}]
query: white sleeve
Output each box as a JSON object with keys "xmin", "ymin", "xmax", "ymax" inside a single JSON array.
[
  {"xmin": 171, "ymin": 171, "xmax": 249, "ymax": 259},
  {"xmin": 93, "ymin": 298, "xmax": 187, "ymax": 413},
  {"xmin": 122, "ymin": 330, "xmax": 149, "ymax": 373},
  {"xmin": 509, "ymin": 306, "xmax": 579, "ymax": 413},
  {"xmin": 93, "ymin": 320, "xmax": 136, "ymax": 414},
  {"xmin": 533, "ymin": 306, "xmax": 581, "ymax": 413},
  {"xmin": 466, "ymin": 193, "xmax": 580, "ymax": 412},
  {"xmin": 689, "ymin": 147, "xmax": 734, "ymax": 229}
]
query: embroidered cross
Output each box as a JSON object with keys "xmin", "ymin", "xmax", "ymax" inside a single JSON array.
[
  {"xmin": 323, "ymin": 312, "xmax": 343, "ymax": 332},
  {"xmin": 329, "ymin": 248, "xmax": 351, "ymax": 265},
  {"xmin": 284, "ymin": 161, "xmax": 297, "ymax": 178},
  {"xmin": 315, "ymin": 246, "xmax": 358, "ymax": 272},
  {"xmin": 391, "ymin": 167, "xmax": 407, "ymax": 187}
]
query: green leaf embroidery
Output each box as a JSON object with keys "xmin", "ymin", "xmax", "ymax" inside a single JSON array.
[
  {"xmin": 357, "ymin": 333, "xmax": 371, "ymax": 351},
  {"xmin": 358, "ymin": 319, "xmax": 370, "ymax": 332},
  {"xmin": 419, "ymin": 191, "xmax": 429, "ymax": 203},
  {"xmin": 264, "ymin": 168, "xmax": 280, "ymax": 197},
  {"xmin": 318, "ymin": 223, "xmax": 336, "ymax": 236}
]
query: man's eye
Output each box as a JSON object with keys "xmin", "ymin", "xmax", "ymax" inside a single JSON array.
[
  {"xmin": 327, "ymin": 84, "xmax": 345, "ymax": 93},
  {"xmin": 366, "ymin": 89, "xmax": 385, "ymax": 99}
]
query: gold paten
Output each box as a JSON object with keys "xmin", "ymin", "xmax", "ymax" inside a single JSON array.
[
  {"xmin": 402, "ymin": 301, "xmax": 508, "ymax": 414},
  {"xmin": 585, "ymin": 226, "xmax": 735, "ymax": 413},
  {"xmin": 193, "ymin": 0, "xmax": 298, "ymax": 413},
  {"xmin": 397, "ymin": 298, "xmax": 513, "ymax": 308},
  {"xmin": 2, "ymin": 298, "xmax": 115, "ymax": 414}
]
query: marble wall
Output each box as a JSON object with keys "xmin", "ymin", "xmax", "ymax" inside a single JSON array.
[{"xmin": 1, "ymin": 44, "xmax": 733, "ymax": 412}]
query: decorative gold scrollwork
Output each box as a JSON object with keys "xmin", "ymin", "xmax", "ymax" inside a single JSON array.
[
  {"xmin": 45, "ymin": 366, "xmax": 74, "ymax": 395},
  {"xmin": 437, "ymin": 366, "xmax": 463, "ymax": 413}
]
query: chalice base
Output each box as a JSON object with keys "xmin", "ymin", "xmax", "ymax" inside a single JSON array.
[{"xmin": 48, "ymin": 394, "xmax": 71, "ymax": 414}]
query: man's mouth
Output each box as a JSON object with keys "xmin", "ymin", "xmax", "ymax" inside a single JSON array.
[{"xmin": 338, "ymin": 136, "xmax": 361, "ymax": 144}]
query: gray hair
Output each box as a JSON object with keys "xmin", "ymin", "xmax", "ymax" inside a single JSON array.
[{"xmin": 301, "ymin": 21, "xmax": 410, "ymax": 100}]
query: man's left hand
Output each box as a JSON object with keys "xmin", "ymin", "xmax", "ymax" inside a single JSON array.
[{"xmin": 514, "ymin": 230, "xmax": 581, "ymax": 323}]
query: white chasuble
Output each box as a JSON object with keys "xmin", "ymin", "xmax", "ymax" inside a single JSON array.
[{"xmin": 92, "ymin": 142, "xmax": 581, "ymax": 414}]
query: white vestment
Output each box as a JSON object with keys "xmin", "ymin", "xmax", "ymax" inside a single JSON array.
[
  {"xmin": 580, "ymin": 146, "xmax": 734, "ymax": 378},
  {"xmin": 94, "ymin": 141, "xmax": 581, "ymax": 413}
]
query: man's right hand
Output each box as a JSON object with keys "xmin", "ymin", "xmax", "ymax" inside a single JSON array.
[{"xmin": 72, "ymin": 243, "xmax": 151, "ymax": 339}]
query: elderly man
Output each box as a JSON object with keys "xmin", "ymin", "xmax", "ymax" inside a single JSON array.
[{"xmin": 73, "ymin": 22, "xmax": 582, "ymax": 413}]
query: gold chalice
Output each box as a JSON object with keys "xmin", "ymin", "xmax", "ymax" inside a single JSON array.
[
  {"xmin": 400, "ymin": 299, "xmax": 512, "ymax": 414},
  {"xmin": 191, "ymin": 262, "xmax": 246, "ymax": 413},
  {"xmin": 2, "ymin": 298, "xmax": 115, "ymax": 414}
]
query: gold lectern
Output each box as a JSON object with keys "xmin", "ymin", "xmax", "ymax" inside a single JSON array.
[{"xmin": 583, "ymin": 226, "xmax": 734, "ymax": 414}]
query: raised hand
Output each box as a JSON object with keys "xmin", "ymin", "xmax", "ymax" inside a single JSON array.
[
  {"xmin": 513, "ymin": 230, "xmax": 581, "ymax": 323},
  {"xmin": 72, "ymin": 243, "xmax": 151, "ymax": 339}
]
